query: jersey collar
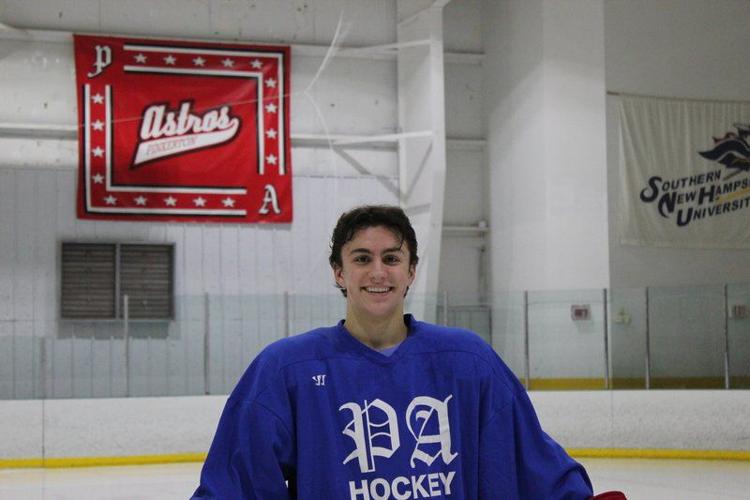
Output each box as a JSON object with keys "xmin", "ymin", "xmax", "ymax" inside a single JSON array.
[{"xmin": 335, "ymin": 314, "xmax": 419, "ymax": 364}]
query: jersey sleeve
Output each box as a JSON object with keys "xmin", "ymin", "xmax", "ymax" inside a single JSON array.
[
  {"xmin": 192, "ymin": 352, "xmax": 297, "ymax": 499},
  {"xmin": 479, "ymin": 358, "xmax": 593, "ymax": 499}
]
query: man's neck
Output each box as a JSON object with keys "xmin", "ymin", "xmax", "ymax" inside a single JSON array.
[{"xmin": 343, "ymin": 310, "xmax": 408, "ymax": 350}]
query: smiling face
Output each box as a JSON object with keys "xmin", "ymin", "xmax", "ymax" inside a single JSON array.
[{"xmin": 333, "ymin": 225, "xmax": 416, "ymax": 327}]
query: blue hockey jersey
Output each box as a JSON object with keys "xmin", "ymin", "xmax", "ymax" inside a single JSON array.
[{"xmin": 193, "ymin": 315, "xmax": 593, "ymax": 499}]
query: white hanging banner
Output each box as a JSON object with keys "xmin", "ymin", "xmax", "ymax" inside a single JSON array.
[{"xmin": 619, "ymin": 95, "xmax": 750, "ymax": 248}]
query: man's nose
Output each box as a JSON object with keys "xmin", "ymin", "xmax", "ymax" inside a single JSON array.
[{"xmin": 368, "ymin": 260, "xmax": 386, "ymax": 279}]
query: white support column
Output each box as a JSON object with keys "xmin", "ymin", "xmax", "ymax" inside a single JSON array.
[{"xmin": 397, "ymin": 1, "xmax": 448, "ymax": 322}]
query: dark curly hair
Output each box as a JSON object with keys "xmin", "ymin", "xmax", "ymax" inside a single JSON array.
[{"xmin": 329, "ymin": 205, "xmax": 419, "ymax": 296}]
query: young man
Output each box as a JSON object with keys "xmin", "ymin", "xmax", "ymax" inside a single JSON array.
[{"xmin": 193, "ymin": 205, "xmax": 594, "ymax": 499}]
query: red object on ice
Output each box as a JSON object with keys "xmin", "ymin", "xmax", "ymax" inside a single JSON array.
[{"xmin": 592, "ymin": 492, "xmax": 627, "ymax": 500}]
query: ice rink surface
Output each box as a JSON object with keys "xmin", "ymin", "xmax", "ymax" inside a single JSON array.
[
  {"xmin": 580, "ymin": 458, "xmax": 750, "ymax": 500},
  {"xmin": 1, "ymin": 458, "xmax": 749, "ymax": 499}
]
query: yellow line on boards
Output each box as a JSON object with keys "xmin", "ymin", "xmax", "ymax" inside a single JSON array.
[
  {"xmin": 0, "ymin": 458, "xmax": 45, "ymax": 468},
  {"xmin": 529, "ymin": 378, "xmax": 606, "ymax": 390},
  {"xmin": 2, "ymin": 449, "xmax": 750, "ymax": 469},
  {"xmin": 0, "ymin": 453, "xmax": 207, "ymax": 469},
  {"xmin": 568, "ymin": 448, "xmax": 750, "ymax": 461},
  {"xmin": 527, "ymin": 376, "xmax": 750, "ymax": 390}
]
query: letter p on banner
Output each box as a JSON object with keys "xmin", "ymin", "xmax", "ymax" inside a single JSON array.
[{"xmin": 73, "ymin": 34, "xmax": 292, "ymax": 223}]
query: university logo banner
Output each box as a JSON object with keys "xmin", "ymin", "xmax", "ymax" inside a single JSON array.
[
  {"xmin": 619, "ymin": 95, "xmax": 750, "ymax": 248},
  {"xmin": 73, "ymin": 34, "xmax": 292, "ymax": 223}
]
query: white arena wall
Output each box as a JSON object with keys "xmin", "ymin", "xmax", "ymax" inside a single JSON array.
[
  {"xmin": 605, "ymin": 0, "xmax": 750, "ymax": 289},
  {"xmin": 2, "ymin": 0, "xmax": 750, "ymax": 471},
  {"xmin": 2, "ymin": 391, "xmax": 749, "ymax": 465},
  {"xmin": 484, "ymin": 0, "xmax": 750, "ymax": 381}
]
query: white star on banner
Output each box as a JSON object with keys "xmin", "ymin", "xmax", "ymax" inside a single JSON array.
[
  {"xmin": 222, "ymin": 197, "xmax": 235, "ymax": 207},
  {"xmin": 164, "ymin": 55, "xmax": 177, "ymax": 65},
  {"xmin": 134, "ymin": 53, "xmax": 147, "ymax": 64},
  {"xmin": 193, "ymin": 196, "xmax": 207, "ymax": 207},
  {"xmin": 265, "ymin": 128, "xmax": 277, "ymax": 139},
  {"xmin": 221, "ymin": 58, "xmax": 235, "ymax": 67},
  {"xmin": 92, "ymin": 174, "xmax": 104, "ymax": 184},
  {"xmin": 266, "ymin": 154, "xmax": 277, "ymax": 165},
  {"xmin": 92, "ymin": 146, "xmax": 104, "ymax": 158},
  {"xmin": 134, "ymin": 196, "xmax": 147, "ymax": 206},
  {"xmin": 265, "ymin": 78, "xmax": 277, "ymax": 88},
  {"xmin": 193, "ymin": 56, "xmax": 206, "ymax": 66},
  {"xmin": 164, "ymin": 196, "xmax": 177, "ymax": 206},
  {"xmin": 104, "ymin": 195, "xmax": 117, "ymax": 205},
  {"xmin": 250, "ymin": 59, "xmax": 262, "ymax": 69},
  {"xmin": 91, "ymin": 93, "xmax": 104, "ymax": 104},
  {"xmin": 92, "ymin": 120, "xmax": 104, "ymax": 131},
  {"xmin": 265, "ymin": 102, "xmax": 277, "ymax": 114}
]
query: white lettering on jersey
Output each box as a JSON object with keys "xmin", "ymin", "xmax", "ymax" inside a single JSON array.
[
  {"xmin": 340, "ymin": 399, "xmax": 400, "ymax": 473},
  {"xmin": 347, "ymin": 471, "xmax": 456, "ymax": 500},
  {"xmin": 340, "ymin": 395, "xmax": 459, "ymax": 499},
  {"xmin": 405, "ymin": 395, "xmax": 458, "ymax": 467}
]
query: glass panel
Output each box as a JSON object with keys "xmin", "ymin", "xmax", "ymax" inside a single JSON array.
[
  {"xmin": 727, "ymin": 283, "xmax": 750, "ymax": 389},
  {"xmin": 405, "ymin": 293, "xmax": 441, "ymax": 325},
  {"xmin": 179, "ymin": 294, "xmax": 207, "ymax": 396},
  {"xmin": 648, "ymin": 285, "xmax": 725, "ymax": 389},
  {"xmin": 609, "ymin": 287, "xmax": 647, "ymax": 389},
  {"xmin": 1, "ymin": 288, "xmax": 747, "ymax": 400},
  {"xmin": 0, "ymin": 322, "xmax": 40, "ymax": 399},
  {"xmin": 527, "ymin": 289, "xmax": 606, "ymax": 390},
  {"xmin": 435, "ymin": 292, "xmax": 492, "ymax": 345},
  {"xmin": 491, "ymin": 291, "xmax": 527, "ymax": 381},
  {"xmin": 288, "ymin": 293, "xmax": 346, "ymax": 336},
  {"xmin": 0, "ymin": 323, "xmax": 13, "ymax": 399}
]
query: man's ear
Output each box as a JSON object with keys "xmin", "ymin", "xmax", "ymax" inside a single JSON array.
[
  {"xmin": 408, "ymin": 264, "xmax": 416, "ymax": 284},
  {"xmin": 333, "ymin": 264, "xmax": 345, "ymax": 288}
]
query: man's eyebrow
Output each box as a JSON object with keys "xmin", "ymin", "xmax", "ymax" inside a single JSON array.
[
  {"xmin": 382, "ymin": 246, "xmax": 405, "ymax": 254},
  {"xmin": 348, "ymin": 246, "xmax": 404, "ymax": 254}
]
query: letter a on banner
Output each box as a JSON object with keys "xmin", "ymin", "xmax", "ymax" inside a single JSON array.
[{"xmin": 73, "ymin": 34, "xmax": 292, "ymax": 223}]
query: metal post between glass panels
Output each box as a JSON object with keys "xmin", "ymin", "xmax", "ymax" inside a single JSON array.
[
  {"xmin": 50, "ymin": 333, "xmax": 56, "ymax": 398},
  {"xmin": 724, "ymin": 284, "xmax": 730, "ymax": 390},
  {"xmin": 645, "ymin": 287, "xmax": 651, "ymax": 390},
  {"xmin": 603, "ymin": 288, "xmax": 610, "ymax": 390},
  {"xmin": 442, "ymin": 291, "xmax": 449, "ymax": 326},
  {"xmin": 147, "ymin": 333, "xmax": 152, "ymax": 397},
  {"xmin": 283, "ymin": 292, "xmax": 290, "ymax": 338},
  {"xmin": 123, "ymin": 294, "xmax": 130, "ymax": 397},
  {"xmin": 109, "ymin": 326, "xmax": 114, "ymax": 398},
  {"xmin": 204, "ymin": 293, "xmax": 210, "ymax": 395},
  {"xmin": 89, "ymin": 334, "xmax": 94, "ymax": 397},
  {"xmin": 523, "ymin": 291, "xmax": 530, "ymax": 390},
  {"xmin": 31, "ymin": 327, "xmax": 38, "ymax": 398},
  {"xmin": 40, "ymin": 333, "xmax": 47, "ymax": 399},
  {"xmin": 10, "ymin": 334, "xmax": 15, "ymax": 399}
]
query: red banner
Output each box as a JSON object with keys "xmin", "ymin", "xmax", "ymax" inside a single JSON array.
[{"xmin": 73, "ymin": 34, "xmax": 292, "ymax": 223}]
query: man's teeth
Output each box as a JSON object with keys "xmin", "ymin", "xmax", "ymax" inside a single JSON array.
[{"xmin": 366, "ymin": 287, "xmax": 390, "ymax": 293}]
